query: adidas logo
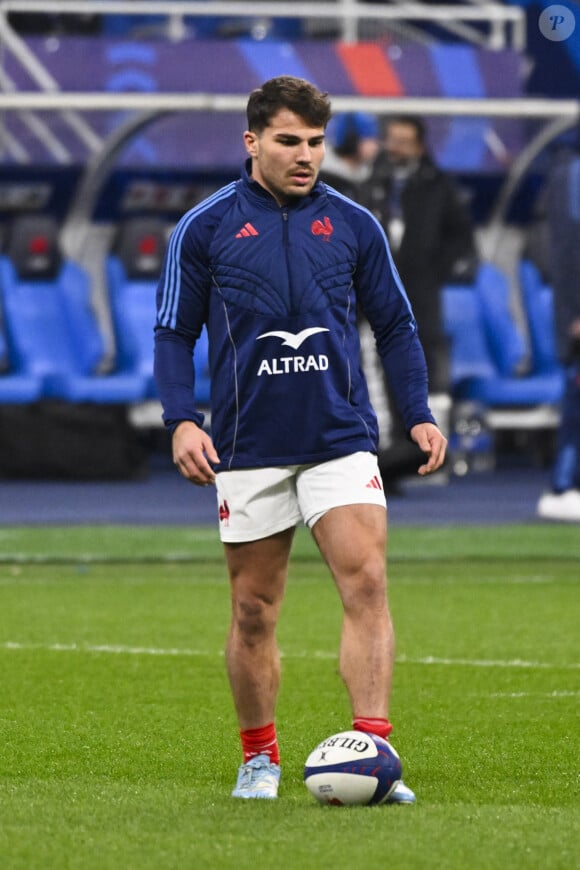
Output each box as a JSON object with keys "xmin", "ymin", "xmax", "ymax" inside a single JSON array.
[
  {"xmin": 365, "ymin": 475, "xmax": 383, "ymax": 490},
  {"xmin": 235, "ymin": 222, "xmax": 259, "ymax": 238}
]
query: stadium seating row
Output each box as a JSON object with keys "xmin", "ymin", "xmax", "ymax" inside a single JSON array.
[
  {"xmin": 0, "ymin": 216, "xmax": 563, "ymax": 427},
  {"xmin": 0, "ymin": 216, "xmax": 210, "ymax": 407},
  {"xmin": 443, "ymin": 260, "xmax": 564, "ymax": 409}
]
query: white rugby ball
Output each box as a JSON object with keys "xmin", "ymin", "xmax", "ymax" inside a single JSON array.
[{"xmin": 304, "ymin": 730, "xmax": 402, "ymax": 806}]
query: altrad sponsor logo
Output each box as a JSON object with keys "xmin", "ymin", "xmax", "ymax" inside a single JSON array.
[
  {"xmin": 257, "ymin": 355, "xmax": 329, "ymax": 376},
  {"xmin": 256, "ymin": 327, "xmax": 329, "ymax": 349},
  {"xmin": 256, "ymin": 328, "xmax": 330, "ymax": 376}
]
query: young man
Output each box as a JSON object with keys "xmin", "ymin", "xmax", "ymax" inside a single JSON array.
[{"xmin": 154, "ymin": 77, "xmax": 447, "ymax": 802}]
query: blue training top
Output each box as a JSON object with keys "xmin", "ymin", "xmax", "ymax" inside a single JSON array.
[{"xmin": 154, "ymin": 161, "xmax": 435, "ymax": 471}]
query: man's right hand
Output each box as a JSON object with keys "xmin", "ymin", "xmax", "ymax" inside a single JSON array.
[{"xmin": 172, "ymin": 421, "xmax": 220, "ymax": 486}]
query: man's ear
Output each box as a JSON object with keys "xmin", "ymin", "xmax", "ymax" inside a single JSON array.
[{"xmin": 243, "ymin": 130, "xmax": 258, "ymax": 157}]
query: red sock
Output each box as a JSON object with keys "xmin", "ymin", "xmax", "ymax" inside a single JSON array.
[
  {"xmin": 353, "ymin": 717, "xmax": 393, "ymax": 740},
  {"xmin": 240, "ymin": 722, "xmax": 280, "ymax": 764}
]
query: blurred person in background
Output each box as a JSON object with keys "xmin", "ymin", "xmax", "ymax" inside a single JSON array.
[
  {"xmin": 366, "ymin": 115, "xmax": 478, "ymax": 452},
  {"xmin": 320, "ymin": 112, "xmax": 415, "ymax": 490},
  {"xmin": 319, "ymin": 111, "xmax": 380, "ymax": 200},
  {"xmin": 536, "ymin": 145, "xmax": 580, "ymax": 522}
]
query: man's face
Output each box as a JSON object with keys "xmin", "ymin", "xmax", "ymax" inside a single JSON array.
[
  {"xmin": 384, "ymin": 122, "xmax": 424, "ymax": 167},
  {"xmin": 244, "ymin": 108, "xmax": 326, "ymax": 205}
]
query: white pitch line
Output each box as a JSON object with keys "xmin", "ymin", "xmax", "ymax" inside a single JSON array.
[
  {"xmin": 396, "ymin": 654, "xmax": 580, "ymax": 670},
  {"xmin": 489, "ymin": 691, "xmax": 580, "ymax": 698},
  {"xmin": 1, "ymin": 641, "xmax": 579, "ymax": 670},
  {"xmin": 0, "ymin": 641, "xmax": 210, "ymax": 657}
]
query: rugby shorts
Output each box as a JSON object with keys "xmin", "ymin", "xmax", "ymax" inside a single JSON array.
[{"xmin": 215, "ymin": 451, "xmax": 386, "ymax": 543}]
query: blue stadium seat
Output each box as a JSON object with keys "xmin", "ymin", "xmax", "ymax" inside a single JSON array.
[
  {"xmin": 443, "ymin": 262, "xmax": 564, "ymax": 407},
  {"xmin": 107, "ymin": 254, "xmax": 158, "ymax": 398},
  {"xmin": 107, "ymin": 255, "xmax": 211, "ymax": 406},
  {"xmin": 0, "ymin": 316, "xmax": 43, "ymax": 403},
  {"xmin": 0, "ymin": 216, "xmax": 148, "ymax": 402},
  {"xmin": 192, "ymin": 322, "xmax": 211, "ymax": 406},
  {"xmin": 475, "ymin": 261, "xmax": 527, "ymax": 377},
  {"xmin": 106, "ymin": 218, "xmax": 211, "ymax": 406},
  {"xmin": 0, "ymin": 325, "xmax": 7, "ymax": 375},
  {"xmin": 443, "ymin": 284, "xmax": 497, "ymax": 386},
  {"xmin": 518, "ymin": 259, "xmax": 561, "ymax": 374}
]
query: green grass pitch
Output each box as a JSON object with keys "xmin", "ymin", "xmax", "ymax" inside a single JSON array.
[{"xmin": 0, "ymin": 524, "xmax": 578, "ymax": 869}]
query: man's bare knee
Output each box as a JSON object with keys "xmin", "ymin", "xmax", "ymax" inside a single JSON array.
[
  {"xmin": 232, "ymin": 593, "xmax": 277, "ymax": 643},
  {"xmin": 338, "ymin": 558, "xmax": 387, "ymax": 610}
]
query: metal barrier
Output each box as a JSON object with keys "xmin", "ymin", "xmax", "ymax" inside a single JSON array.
[{"xmin": 0, "ymin": 0, "xmax": 527, "ymax": 49}]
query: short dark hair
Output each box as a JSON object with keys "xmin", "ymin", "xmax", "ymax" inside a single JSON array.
[
  {"xmin": 385, "ymin": 115, "xmax": 427, "ymax": 147},
  {"xmin": 246, "ymin": 76, "xmax": 332, "ymax": 133}
]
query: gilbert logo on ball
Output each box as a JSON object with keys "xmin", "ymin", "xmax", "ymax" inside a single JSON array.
[{"xmin": 304, "ymin": 730, "xmax": 402, "ymax": 806}]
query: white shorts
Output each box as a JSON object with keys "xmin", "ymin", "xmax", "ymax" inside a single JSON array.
[{"xmin": 215, "ymin": 451, "xmax": 386, "ymax": 543}]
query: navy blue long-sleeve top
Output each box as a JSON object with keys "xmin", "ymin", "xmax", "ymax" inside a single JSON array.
[{"xmin": 154, "ymin": 162, "xmax": 435, "ymax": 471}]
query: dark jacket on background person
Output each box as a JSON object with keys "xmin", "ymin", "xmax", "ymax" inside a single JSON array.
[{"xmin": 367, "ymin": 152, "xmax": 477, "ymax": 353}]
